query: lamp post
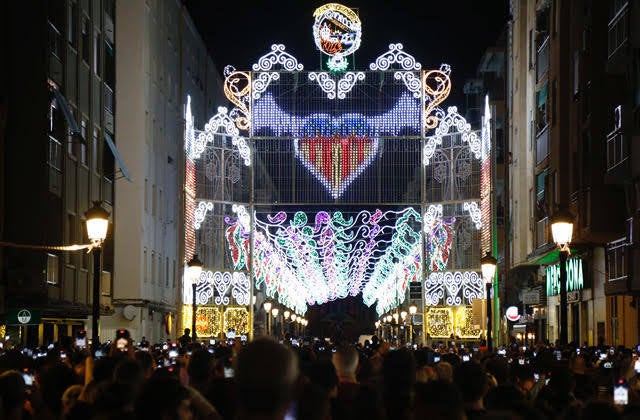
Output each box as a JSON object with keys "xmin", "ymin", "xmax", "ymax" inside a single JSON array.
[
  {"xmin": 186, "ymin": 255, "xmax": 203, "ymax": 342},
  {"xmin": 263, "ymin": 301, "xmax": 272, "ymax": 335},
  {"xmin": 85, "ymin": 202, "xmax": 110, "ymax": 356},
  {"xmin": 400, "ymin": 311, "xmax": 407, "ymax": 344},
  {"xmin": 481, "ymin": 251, "xmax": 497, "ymax": 352},
  {"xmin": 284, "ymin": 310, "xmax": 290, "ymax": 336},
  {"xmin": 271, "ymin": 308, "xmax": 279, "ymax": 338},
  {"xmin": 551, "ymin": 210, "xmax": 573, "ymax": 346},
  {"xmin": 409, "ymin": 305, "xmax": 417, "ymax": 344}
]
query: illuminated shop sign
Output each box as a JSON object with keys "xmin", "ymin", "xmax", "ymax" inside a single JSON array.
[{"xmin": 546, "ymin": 258, "xmax": 584, "ymax": 296}]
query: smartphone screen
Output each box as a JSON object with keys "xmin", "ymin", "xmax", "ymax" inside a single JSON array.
[
  {"xmin": 22, "ymin": 373, "xmax": 34, "ymax": 387},
  {"xmin": 224, "ymin": 367, "xmax": 234, "ymax": 378},
  {"xmin": 116, "ymin": 338, "xmax": 128, "ymax": 351},
  {"xmin": 462, "ymin": 355, "xmax": 470, "ymax": 362},
  {"xmin": 76, "ymin": 337, "xmax": 86, "ymax": 348},
  {"xmin": 614, "ymin": 380, "xmax": 629, "ymax": 405}
]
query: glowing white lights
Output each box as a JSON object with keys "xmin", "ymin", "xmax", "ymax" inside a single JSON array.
[
  {"xmin": 252, "ymin": 44, "xmax": 304, "ymax": 72},
  {"xmin": 183, "ymin": 271, "xmax": 250, "ymax": 306},
  {"xmin": 463, "ymin": 201, "xmax": 482, "ymax": 230},
  {"xmin": 191, "ymin": 107, "xmax": 251, "ymax": 166},
  {"xmin": 394, "ymin": 71, "xmax": 422, "ymax": 98},
  {"xmin": 231, "ymin": 272, "xmax": 250, "ymax": 306},
  {"xmin": 252, "ymin": 72, "xmax": 280, "ymax": 100},
  {"xmin": 308, "ymin": 71, "xmax": 365, "ymax": 99},
  {"xmin": 194, "ymin": 201, "xmax": 214, "ymax": 230},
  {"xmin": 424, "ymin": 271, "xmax": 484, "ymax": 306},
  {"xmin": 423, "ymin": 106, "xmax": 482, "ymax": 166},
  {"xmin": 313, "ymin": 3, "xmax": 362, "ymax": 71},
  {"xmin": 369, "ymin": 43, "xmax": 422, "ymax": 71}
]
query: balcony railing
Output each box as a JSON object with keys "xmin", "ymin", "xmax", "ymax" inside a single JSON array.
[
  {"xmin": 536, "ymin": 36, "xmax": 549, "ymax": 82},
  {"xmin": 536, "ymin": 125, "xmax": 549, "ymax": 165}
]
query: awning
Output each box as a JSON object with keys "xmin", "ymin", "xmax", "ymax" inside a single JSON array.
[
  {"xmin": 52, "ymin": 87, "xmax": 79, "ymax": 133},
  {"xmin": 104, "ymin": 132, "xmax": 132, "ymax": 182}
]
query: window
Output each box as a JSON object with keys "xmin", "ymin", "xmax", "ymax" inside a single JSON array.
[
  {"xmin": 68, "ymin": 1, "xmax": 78, "ymax": 47},
  {"xmin": 46, "ymin": 254, "xmax": 59, "ymax": 285},
  {"xmin": 92, "ymin": 129, "xmax": 99, "ymax": 171},
  {"xmin": 536, "ymin": 170, "xmax": 548, "ymax": 205},
  {"xmin": 573, "ymin": 51, "xmax": 580, "ymax": 97},
  {"xmin": 48, "ymin": 136, "xmax": 63, "ymax": 171},
  {"xmin": 79, "ymin": 119, "xmax": 88, "ymax": 166},
  {"xmin": 151, "ymin": 252, "xmax": 156, "ymax": 284},
  {"xmin": 143, "ymin": 248, "xmax": 148, "ymax": 282},
  {"xmin": 93, "ymin": 30, "xmax": 101, "ymax": 76},
  {"xmin": 81, "ymin": 16, "xmax": 91, "ymax": 63},
  {"xmin": 152, "ymin": 184, "xmax": 157, "ymax": 216},
  {"xmin": 144, "ymin": 178, "xmax": 149, "ymax": 212},
  {"xmin": 608, "ymin": 0, "xmax": 629, "ymax": 58},
  {"xmin": 607, "ymin": 105, "xmax": 628, "ymax": 171},
  {"xmin": 536, "ymin": 83, "xmax": 549, "ymax": 133},
  {"xmin": 166, "ymin": 257, "xmax": 170, "ymax": 287},
  {"xmin": 607, "ymin": 238, "xmax": 628, "ymax": 282}
]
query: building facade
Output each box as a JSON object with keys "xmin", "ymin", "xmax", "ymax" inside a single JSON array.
[
  {"xmin": 2, "ymin": 0, "xmax": 117, "ymax": 346},
  {"xmin": 507, "ymin": 0, "xmax": 635, "ymax": 346},
  {"xmin": 104, "ymin": 0, "xmax": 223, "ymax": 343}
]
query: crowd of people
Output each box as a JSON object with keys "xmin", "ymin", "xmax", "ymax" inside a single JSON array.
[{"xmin": 1, "ymin": 328, "xmax": 640, "ymax": 419}]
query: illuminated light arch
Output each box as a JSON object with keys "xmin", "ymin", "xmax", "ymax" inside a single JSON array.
[
  {"xmin": 308, "ymin": 71, "xmax": 366, "ymax": 99},
  {"xmin": 223, "ymin": 66, "xmax": 251, "ymax": 132},
  {"xmin": 194, "ymin": 201, "xmax": 214, "ymax": 230},
  {"xmin": 424, "ymin": 271, "xmax": 484, "ymax": 307},
  {"xmin": 463, "ymin": 201, "xmax": 482, "ymax": 230},
  {"xmin": 423, "ymin": 106, "xmax": 482, "ymax": 166}
]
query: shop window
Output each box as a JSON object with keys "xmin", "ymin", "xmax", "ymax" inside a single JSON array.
[{"xmin": 46, "ymin": 254, "xmax": 59, "ymax": 285}]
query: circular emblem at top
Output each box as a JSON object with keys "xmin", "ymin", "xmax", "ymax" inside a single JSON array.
[{"xmin": 313, "ymin": 3, "xmax": 361, "ymax": 71}]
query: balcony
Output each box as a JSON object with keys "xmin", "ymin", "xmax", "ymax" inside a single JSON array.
[
  {"xmin": 536, "ymin": 125, "xmax": 549, "ymax": 166},
  {"xmin": 536, "ymin": 36, "xmax": 549, "ymax": 83}
]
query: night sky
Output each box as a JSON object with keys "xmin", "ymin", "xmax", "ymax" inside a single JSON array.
[{"xmin": 185, "ymin": 0, "xmax": 510, "ymax": 106}]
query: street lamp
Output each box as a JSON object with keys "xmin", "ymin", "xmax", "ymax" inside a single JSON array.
[
  {"xmin": 263, "ymin": 301, "xmax": 272, "ymax": 335},
  {"xmin": 481, "ymin": 251, "xmax": 497, "ymax": 352},
  {"xmin": 551, "ymin": 209, "xmax": 573, "ymax": 346},
  {"xmin": 409, "ymin": 305, "xmax": 417, "ymax": 344},
  {"xmin": 186, "ymin": 254, "xmax": 203, "ymax": 341},
  {"xmin": 85, "ymin": 202, "xmax": 110, "ymax": 356},
  {"xmin": 271, "ymin": 307, "xmax": 279, "ymax": 337}
]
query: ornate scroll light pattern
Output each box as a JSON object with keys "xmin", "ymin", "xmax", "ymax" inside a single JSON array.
[
  {"xmin": 200, "ymin": 270, "xmax": 231, "ymax": 306},
  {"xmin": 423, "ymin": 64, "xmax": 452, "ymax": 130},
  {"xmin": 307, "ymin": 71, "xmax": 364, "ymax": 99},
  {"xmin": 224, "ymin": 205, "xmax": 251, "ymax": 271},
  {"xmin": 194, "ymin": 201, "xmax": 214, "ymax": 230},
  {"xmin": 424, "ymin": 271, "xmax": 484, "ymax": 307},
  {"xmin": 394, "ymin": 71, "xmax": 422, "ymax": 98},
  {"xmin": 463, "ymin": 201, "xmax": 482, "ymax": 230},
  {"xmin": 426, "ymin": 307, "xmax": 454, "ymax": 338},
  {"xmin": 252, "ymin": 71, "xmax": 280, "ymax": 100},
  {"xmin": 252, "ymin": 44, "xmax": 304, "ymax": 72},
  {"xmin": 308, "ymin": 72, "xmax": 337, "ymax": 99},
  {"xmin": 369, "ymin": 43, "xmax": 422, "ymax": 71},
  {"xmin": 223, "ymin": 307, "xmax": 250, "ymax": 335},
  {"xmin": 337, "ymin": 72, "xmax": 365, "ymax": 99},
  {"xmin": 231, "ymin": 272, "xmax": 250, "ymax": 306},
  {"xmin": 195, "ymin": 272, "xmax": 214, "ymax": 305},
  {"xmin": 423, "ymin": 106, "xmax": 482, "ymax": 166},
  {"xmin": 425, "ymin": 216, "xmax": 456, "ymax": 271},
  {"xmin": 223, "ymin": 66, "xmax": 251, "ymax": 132},
  {"xmin": 193, "ymin": 106, "xmax": 251, "ymax": 166}
]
